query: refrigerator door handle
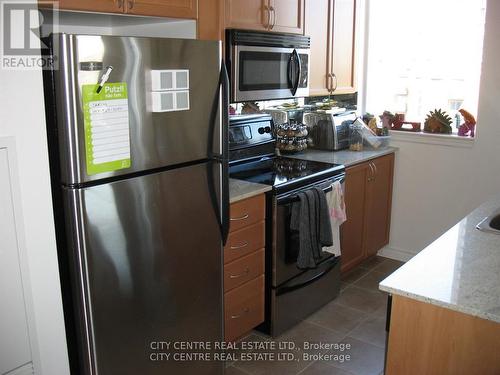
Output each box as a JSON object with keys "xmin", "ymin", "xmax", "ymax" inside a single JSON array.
[
  {"xmin": 207, "ymin": 60, "xmax": 230, "ymax": 245},
  {"xmin": 221, "ymin": 61, "xmax": 230, "ymax": 245}
]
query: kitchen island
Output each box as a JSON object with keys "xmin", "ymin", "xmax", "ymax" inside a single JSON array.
[{"xmin": 380, "ymin": 195, "xmax": 500, "ymax": 375}]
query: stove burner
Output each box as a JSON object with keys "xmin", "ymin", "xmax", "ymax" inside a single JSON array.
[{"xmin": 230, "ymin": 156, "xmax": 344, "ymax": 194}]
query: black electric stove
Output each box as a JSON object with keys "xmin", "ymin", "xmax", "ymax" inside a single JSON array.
[
  {"xmin": 228, "ymin": 114, "xmax": 345, "ymax": 195},
  {"xmin": 230, "ymin": 155, "xmax": 344, "ymax": 194},
  {"xmin": 228, "ymin": 113, "xmax": 345, "ymax": 337}
]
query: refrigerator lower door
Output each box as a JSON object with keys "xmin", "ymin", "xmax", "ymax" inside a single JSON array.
[{"xmin": 63, "ymin": 162, "xmax": 223, "ymax": 375}]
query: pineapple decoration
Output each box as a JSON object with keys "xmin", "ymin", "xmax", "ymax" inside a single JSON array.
[{"xmin": 424, "ymin": 109, "xmax": 453, "ymax": 134}]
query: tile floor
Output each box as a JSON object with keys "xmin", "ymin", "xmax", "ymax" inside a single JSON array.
[{"xmin": 226, "ymin": 256, "xmax": 405, "ymax": 375}]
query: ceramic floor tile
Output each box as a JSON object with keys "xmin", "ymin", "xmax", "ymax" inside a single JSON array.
[
  {"xmin": 348, "ymin": 315, "xmax": 387, "ymax": 348},
  {"xmin": 323, "ymin": 336, "xmax": 385, "ymax": 375},
  {"xmin": 232, "ymin": 321, "xmax": 345, "ymax": 375},
  {"xmin": 334, "ymin": 286, "xmax": 386, "ymax": 314},
  {"xmin": 306, "ymin": 301, "xmax": 368, "ymax": 334},
  {"xmin": 341, "ymin": 267, "xmax": 370, "ymax": 284},
  {"xmin": 358, "ymin": 256, "xmax": 387, "ymax": 270},
  {"xmin": 298, "ymin": 361, "xmax": 355, "ymax": 375},
  {"xmin": 225, "ymin": 365, "xmax": 251, "ymax": 375},
  {"xmin": 353, "ymin": 271, "xmax": 389, "ymax": 293},
  {"xmin": 372, "ymin": 259, "xmax": 404, "ymax": 275}
]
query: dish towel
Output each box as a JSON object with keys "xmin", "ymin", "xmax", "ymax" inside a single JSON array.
[
  {"xmin": 323, "ymin": 181, "xmax": 347, "ymax": 257},
  {"xmin": 290, "ymin": 188, "xmax": 333, "ymax": 269}
]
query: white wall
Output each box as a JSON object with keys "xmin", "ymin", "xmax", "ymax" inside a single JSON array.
[
  {"xmin": 380, "ymin": 0, "xmax": 500, "ymax": 260},
  {"xmin": 0, "ymin": 29, "xmax": 70, "ymax": 375},
  {"xmin": 0, "ymin": 5, "xmax": 196, "ymax": 374}
]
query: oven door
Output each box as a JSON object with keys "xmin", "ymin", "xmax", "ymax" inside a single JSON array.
[
  {"xmin": 232, "ymin": 45, "xmax": 310, "ymax": 102},
  {"xmin": 273, "ymin": 175, "xmax": 344, "ymax": 287},
  {"xmin": 270, "ymin": 256, "xmax": 341, "ymax": 337}
]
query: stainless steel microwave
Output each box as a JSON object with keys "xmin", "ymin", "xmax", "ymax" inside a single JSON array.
[{"xmin": 226, "ymin": 29, "xmax": 310, "ymax": 102}]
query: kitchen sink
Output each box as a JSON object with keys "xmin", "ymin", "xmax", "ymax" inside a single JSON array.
[{"xmin": 477, "ymin": 212, "xmax": 500, "ymax": 234}]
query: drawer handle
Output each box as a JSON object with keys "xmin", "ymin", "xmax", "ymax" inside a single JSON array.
[
  {"xmin": 230, "ymin": 241, "xmax": 249, "ymax": 250},
  {"xmin": 230, "ymin": 213, "xmax": 249, "ymax": 221},
  {"xmin": 231, "ymin": 308, "xmax": 250, "ymax": 319},
  {"xmin": 229, "ymin": 268, "xmax": 250, "ymax": 279}
]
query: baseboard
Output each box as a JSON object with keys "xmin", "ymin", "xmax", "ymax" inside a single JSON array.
[{"xmin": 377, "ymin": 246, "xmax": 416, "ymax": 262}]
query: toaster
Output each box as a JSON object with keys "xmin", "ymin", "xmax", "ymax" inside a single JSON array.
[{"xmin": 303, "ymin": 110, "xmax": 357, "ymax": 151}]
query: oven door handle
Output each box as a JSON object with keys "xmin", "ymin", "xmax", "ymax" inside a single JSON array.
[
  {"xmin": 292, "ymin": 49, "xmax": 301, "ymax": 96},
  {"xmin": 277, "ymin": 175, "xmax": 345, "ymax": 205},
  {"xmin": 276, "ymin": 257, "xmax": 339, "ymax": 296}
]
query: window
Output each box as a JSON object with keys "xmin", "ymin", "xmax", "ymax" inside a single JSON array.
[{"xmin": 364, "ymin": 0, "xmax": 486, "ymax": 133}]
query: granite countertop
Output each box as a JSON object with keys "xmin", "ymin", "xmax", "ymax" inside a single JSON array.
[
  {"xmin": 229, "ymin": 178, "xmax": 271, "ymax": 204},
  {"xmin": 286, "ymin": 146, "xmax": 398, "ymax": 167},
  {"xmin": 380, "ymin": 195, "xmax": 500, "ymax": 323}
]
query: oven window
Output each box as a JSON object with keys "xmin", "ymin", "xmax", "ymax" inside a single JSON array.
[{"xmin": 239, "ymin": 51, "xmax": 291, "ymax": 91}]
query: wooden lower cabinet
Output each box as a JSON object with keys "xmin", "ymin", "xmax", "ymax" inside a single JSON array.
[
  {"xmin": 224, "ymin": 275, "xmax": 265, "ymax": 342},
  {"xmin": 340, "ymin": 153, "xmax": 394, "ymax": 273},
  {"xmin": 386, "ymin": 295, "xmax": 500, "ymax": 375},
  {"xmin": 224, "ymin": 194, "xmax": 266, "ymax": 342}
]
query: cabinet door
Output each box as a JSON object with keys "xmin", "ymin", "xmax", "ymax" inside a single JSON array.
[
  {"xmin": 365, "ymin": 154, "xmax": 395, "ymax": 257},
  {"xmin": 0, "ymin": 148, "xmax": 32, "ymax": 374},
  {"xmin": 331, "ymin": 0, "xmax": 357, "ymax": 94},
  {"xmin": 225, "ymin": 0, "xmax": 269, "ymax": 31},
  {"xmin": 340, "ymin": 162, "xmax": 369, "ymax": 273},
  {"xmin": 126, "ymin": 0, "xmax": 197, "ymax": 18},
  {"xmin": 53, "ymin": 0, "xmax": 124, "ymax": 13},
  {"xmin": 270, "ymin": 0, "xmax": 304, "ymax": 34},
  {"xmin": 305, "ymin": 0, "xmax": 330, "ymax": 95}
]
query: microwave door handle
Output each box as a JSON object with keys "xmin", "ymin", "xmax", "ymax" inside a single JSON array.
[
  {"xmin": 291, "ymin": 49, "xmax": 301, "ymax": 96},
  {"xmin": 287, "ymin": 52, "xmax": 294, "ymax": 92}
]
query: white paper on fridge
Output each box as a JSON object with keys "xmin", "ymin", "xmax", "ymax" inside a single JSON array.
[{"xmin": 82, "ymin": 82, "xmax": 131, "ymax": 175}]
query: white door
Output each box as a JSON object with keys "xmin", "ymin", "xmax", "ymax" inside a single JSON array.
[{"xmin": 0, "ymin": 146, "xmax": 33, "ymax": 374}]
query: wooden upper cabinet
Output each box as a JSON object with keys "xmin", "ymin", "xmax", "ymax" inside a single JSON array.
[
  {"xmin": 365, "ymin": 154, "xmax": 394, "ymax": 257},
  {"xmin": 225, "ymin": 0, "xmax": 269, "ymax": 31},
  {"xmin": 52, "ymin": 0, "xmax": 124, "ymax": 13},
  {"xmin": 270, "ymin": 0, "xmax": 304, "ymax": 34},
  {"xmin": 305, "ymin": 0, "xmax": 357, "ymax": 96},
  {"xmin": 330, "ymin": 0, "xmax": 357, "ymax": 93},
  {"xmin": 52, "ymin": 0, "xmax": 197, "ymax": 18},
  {"xmin": 305, "ymin": 0, "xmax": 330, "ymax": 96},
  {"xmin": 125, "ymin": 0, "xmax": 197, "ymax": 18}
]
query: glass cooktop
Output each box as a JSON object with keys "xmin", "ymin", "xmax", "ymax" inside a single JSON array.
[{"xmin": 229, "ymin": 156, "xmax": 345, "ymax": 194}]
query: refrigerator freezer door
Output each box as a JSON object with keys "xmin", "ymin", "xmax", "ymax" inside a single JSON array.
[
  {"xmin": 64, "ymin": 162, "xmax": 223, "ymax": 375},
  {"xmin": 51, "ymin": 34, "xmax": 222, "ymax": 185}
]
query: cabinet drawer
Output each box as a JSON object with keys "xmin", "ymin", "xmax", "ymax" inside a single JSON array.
[
  {"xmin": 224, "ymin": 249, "xmax": 264, "ymax": 292},
  {"xmin": 230, "ymin": 194, "xmax": 265, "ymax": 232},
  {"xmin": 224, "ymin": 275, "xmax": 265, "ymax": 342},
  {"xmin": 224, "ymin": 221, "xmax": 265, "ymax": 264}
]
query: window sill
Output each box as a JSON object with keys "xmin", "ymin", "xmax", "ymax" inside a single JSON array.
[{"xmin": 389, "ymin": 130, "xmax": 475, "ymax": 148}]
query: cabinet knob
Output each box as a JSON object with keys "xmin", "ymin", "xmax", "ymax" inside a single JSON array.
[
  {"xmin": 115, "ymin": 0, "xmax": 123, "ymax": 9},
  {"xmin": 128, "ymin": 0, "xmax": 134, "ymax": 10},
  {"xmin": 265, "ymin": 5, "xmax": 271, "ymax": 29}
]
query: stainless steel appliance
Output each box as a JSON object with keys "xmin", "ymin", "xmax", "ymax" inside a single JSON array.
[
  {"xmin": 42, "ymin": 33, "xmax": 229, "ymax": 375},
  {"xmin": 229, "ymin": 115, "xmax": 344, "ymax": 337},
  {"xmin": 226, "ymin": 30, "xmax": 310, "ymax": 102},
  {"xmin": 303, "ymin": 110, "xmax": 357, "ymax": 151}
]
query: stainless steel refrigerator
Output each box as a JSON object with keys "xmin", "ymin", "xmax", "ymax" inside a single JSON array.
[{"xmin": 42, "ymin": 33, "xmax": 229, "ymax": 375}]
